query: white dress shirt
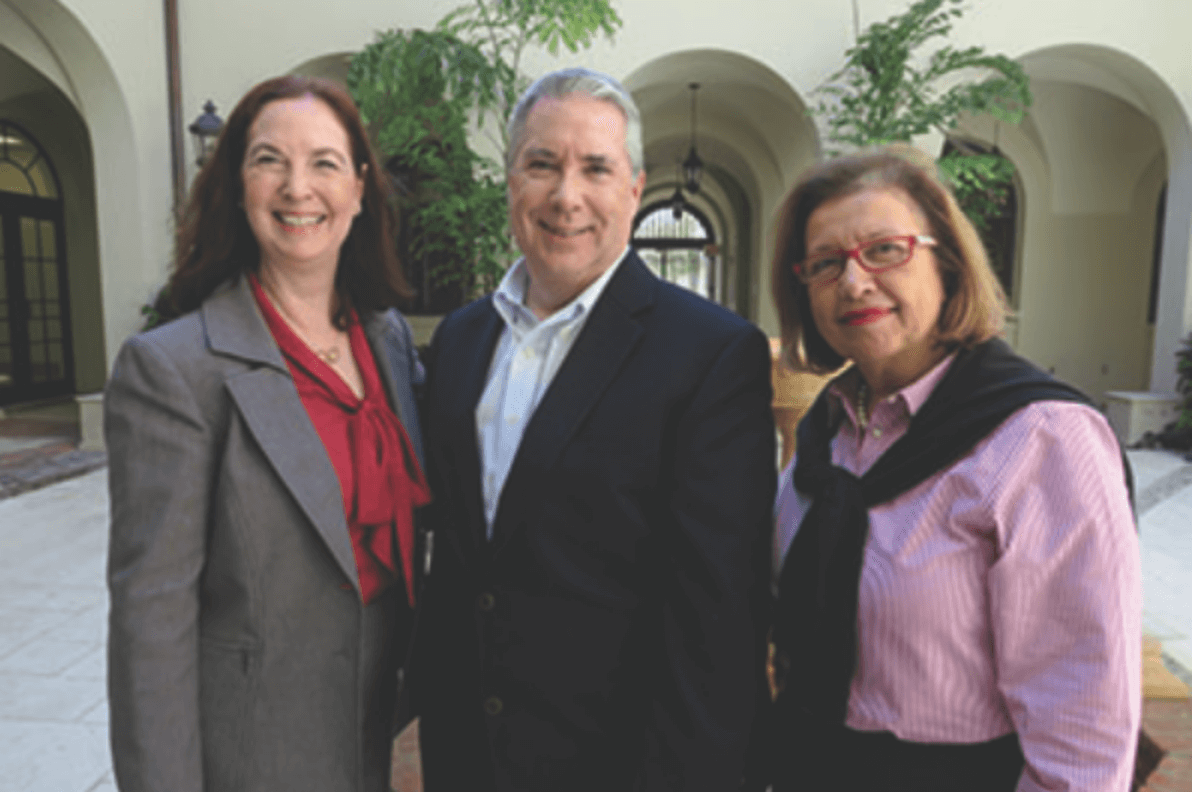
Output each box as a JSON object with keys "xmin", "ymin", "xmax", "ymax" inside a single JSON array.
[{"xmin": 475, "ymin": 248, "xmax": 629, "ymax": 534}]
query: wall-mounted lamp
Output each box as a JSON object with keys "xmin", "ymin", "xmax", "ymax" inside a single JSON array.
[{"xmin": 188, "ymin": 100, "xmax": 224, "ymax": 167}]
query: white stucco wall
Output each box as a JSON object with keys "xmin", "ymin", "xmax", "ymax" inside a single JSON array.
[{"xmin": 0, "ymin": 0, "xmax": 1188, "ymax": 397}]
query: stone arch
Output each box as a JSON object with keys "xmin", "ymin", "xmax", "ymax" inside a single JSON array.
[
  {"xmin": 0, "ymin": 0, "xmax": 146, "ymax": 387},
  {"xmin": 289, "ymin": 52, "xmax": 356, "ymax": 85},
  {"xmin": 1019, "ymin": 44, "xmax": 1189, "ymax": 397},
  {"xmin": 954, "ymin": 43, "xmax": 1190, "ymax": 397},
  {"xmin": 623, "ymin": 49, "xmax": 817, "ymax": 325}
]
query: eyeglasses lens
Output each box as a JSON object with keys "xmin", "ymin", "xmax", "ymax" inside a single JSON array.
[
  {"xmin": 864, "ymin": 238, "xmax": 912, "ymax": 268},
  {"xmin": 796, "ymin": 237, "xmax": 915, "ymax": 284}
]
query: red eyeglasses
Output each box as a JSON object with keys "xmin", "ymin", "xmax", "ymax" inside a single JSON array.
[{"xmin": 792, "ymin": 234, "xmax": 936, "ymax": 285}]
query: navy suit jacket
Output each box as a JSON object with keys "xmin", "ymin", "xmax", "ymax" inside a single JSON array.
[{"xmin": 410, "ymin": 251, "xmax": 776, "ymax": 791}]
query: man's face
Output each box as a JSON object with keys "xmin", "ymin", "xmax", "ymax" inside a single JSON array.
[{"xmin": 507, "ymin": 94, "xmax": 645, "ymax": 314}]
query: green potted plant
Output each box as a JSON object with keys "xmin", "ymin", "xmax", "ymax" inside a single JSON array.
[
  {"xmin": 347, "ymin": 0, "xmax": 622, "ymax": 315},
  {"xmin": 348, "ymin": 29, "xmax": 507, "ymax": 313},
  {"xmin": 812, "ymin": 0, "xmax": 1031, "ymax": 247}
]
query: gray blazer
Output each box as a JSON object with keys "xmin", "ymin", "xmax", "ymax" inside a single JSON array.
[{"xmin": 105, "ymin": 275, "xmax": 424, "ymax": 792}]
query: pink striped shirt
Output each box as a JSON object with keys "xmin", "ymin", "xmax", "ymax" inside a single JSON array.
[{"xmin": 774, "ymin": 355, "xmax": 1141, "ymax": 791}]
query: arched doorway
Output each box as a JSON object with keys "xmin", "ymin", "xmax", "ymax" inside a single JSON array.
[
  {"xmin": 624, "ymin": 48, "xmax": 817, "ymax": 327},
  {"xmin": 941, "ymin": 138, "xmax": 1020, "ymax": 303},
  {"xmin": 0, "ymin": 121, "xmax": 73, "ymax": 404},
  {"xmin": 632, "ymin": 200, "xmax": 717, "ymax": 299}
]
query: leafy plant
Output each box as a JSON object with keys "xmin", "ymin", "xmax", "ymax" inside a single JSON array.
[
  {"xmin": 348, "ymin": 29, "xmax": 508, "ymax": 307},
  {"xmin": 140, "ymin": 301, "xmax": 164, "ymax": 332},
  {"xmin": 1173, "ymin": 334, "xmax": 1191, "ymax": 434},
  {"xmin": 439, "ymin": 0, "xmax": 623, "ymax": 153},
  {"xmin": 347, "ymin": 2, "xmax": 623, "ymax": 309},
  {"xmin": 813, "ymin": 0, "xmax": 1031, "ymax": 240},
  {"xmin": 938, "ymin": 142, "xmax": 1016, "ymax": 292}
]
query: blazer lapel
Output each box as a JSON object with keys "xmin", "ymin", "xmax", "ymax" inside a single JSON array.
[
  {"xmin": 202, "ymin": 277, "xmax": 360, "ymax": 592},
  {"xmin": 490, "ymin": 254, "xmax": 654, "ymax": 551},
  {"xmin": 362, "ymin": 310, "xmax": 424, "ymax": 465},
  {"xmin": 448, "ymin": 301, "xmax": 505, "ymax": 556}
]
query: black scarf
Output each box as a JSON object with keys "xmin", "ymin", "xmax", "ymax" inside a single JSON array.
[{"xmin": 772, "ymin": 338, "xmax": 1131, "ymax": 725}]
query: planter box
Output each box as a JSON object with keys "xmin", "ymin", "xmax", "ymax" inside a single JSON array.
[{"xmin": 1104, "ymin": 391, "xmax": 1180, "ymax": 446}]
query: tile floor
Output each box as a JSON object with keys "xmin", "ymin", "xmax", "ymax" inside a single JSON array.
[{"xmin": 0, "ymin": 449, "xmax": 1188, "ymax": 791}]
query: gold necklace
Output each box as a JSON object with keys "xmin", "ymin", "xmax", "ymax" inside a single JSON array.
[
  {"xmin": 856, "ymin": 379, "xmax": 869, "ymax": 430},
  {"xmin": 261, "ymin": 280, "xmax": 343, "ymax": 364}
]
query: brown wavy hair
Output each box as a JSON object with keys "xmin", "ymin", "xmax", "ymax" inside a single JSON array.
[
  {"xmin": 771, "ymin": 149, "xmax": 1007, "ymax": 374},
  {"xmin": 155, "ymin": 75, "xmax": 410, "ymax": 327}
]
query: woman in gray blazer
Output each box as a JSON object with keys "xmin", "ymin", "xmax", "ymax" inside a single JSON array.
[{"xmin": 105, "ymin": 76, "xmax": 426, "ymax": 792}]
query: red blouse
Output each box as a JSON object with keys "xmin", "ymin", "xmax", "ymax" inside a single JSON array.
[{"xmin": 249, "ymin": 275, "xmax": 429, "ymax": 606}]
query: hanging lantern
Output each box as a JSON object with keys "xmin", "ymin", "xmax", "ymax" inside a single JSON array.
[{"xmin": 683, "ymin": 83, "xmax": 703, "ymax": 194}]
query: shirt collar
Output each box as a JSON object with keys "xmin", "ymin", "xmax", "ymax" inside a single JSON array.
[
  {"xmin": 828, "ymin": 350, "xmax": 958, "ymax": 426},
  {"xmin": 900, "ymin": 352, "xmax": 956, "ymax": 416},
  {"xmin": 492, "ymin": 245, "xmax": 630, "ymax": 331}
]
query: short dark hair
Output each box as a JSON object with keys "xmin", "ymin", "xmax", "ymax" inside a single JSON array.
[
  {"xmin": 771, "ymin": 149, "xmax": 1007, "ymax": 373},
  {"xmin": 156, "ymin": 75, "xmax": 410, "ymax": 327}
]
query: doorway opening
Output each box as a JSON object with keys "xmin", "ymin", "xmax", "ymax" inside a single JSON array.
[
  {"xmin": 0, "ymin": 121, "xmax": 74, "ymax": 405},
  {"xmin": 632, "ymin": 200, "xmax": 718, "ymax": 300}
]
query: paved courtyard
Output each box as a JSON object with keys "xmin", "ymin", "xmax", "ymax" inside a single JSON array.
[{"xmin": 0, "ymin": 450, "xmax": 1188, "ymax": 791}]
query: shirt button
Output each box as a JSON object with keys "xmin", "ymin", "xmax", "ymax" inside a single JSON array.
[
  {"xmin": 872, "ymin": 427, "xmax": 883, "ymax": 438},
  {"xmin": 477, "ymin": 592, "xmax": 495, "ymax": 612},
  {"xmin": 484, "ymin": 696, "xmax": 503, "ymax": 716}
]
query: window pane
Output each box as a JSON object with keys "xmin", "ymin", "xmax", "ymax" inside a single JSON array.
[
  {"xmin": 5, "ymin": 136, "xmax": 36, "ymax": 168},
  {"xmin": 25, "ymin": 261, "xmax": 40, "ymax": 299},
  {"xmin": 0, "ymin": 162, "xmax": 32, "ymax": 195},
  {"xmin": 27, "ymin": 158, "xmax": 57, "ymax": 198},
  {"xmin": 40, "ymin": 221, "xmax": 56, "ymax": 259},
  {"xmin": 47, "ymin": 319, "xmax": 61, "ymax": 341},
  {"xmin": 21, "ymin": 217, "xmax": 38, "ymax": 258},
  {"xmin": 639, "ymin": 248, "xmax": 663, "ymax": 279},
  {"xmin": 43, "ymin": 264, "xmax": 58, "ymax": 298},
  {"xmin": 28, "ymin": 321, "xmax": 43, "ymax": 342},
  {"xmin": 633, "ymin": 206, "xmax": 709, "ymax": 241},
  {"xmin": 48, "ymin": 343, "xmax": 63, "ymax": 378}
]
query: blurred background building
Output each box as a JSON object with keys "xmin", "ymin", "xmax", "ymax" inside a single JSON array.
[{"xmin": 0, "ymin": 0, "xmax": 1188, "ymax": 409}]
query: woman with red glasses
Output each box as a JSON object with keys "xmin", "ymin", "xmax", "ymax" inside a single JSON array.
[{"xmin": 762, "ymin": 150, "xmax": 1139, "ymax": 791}]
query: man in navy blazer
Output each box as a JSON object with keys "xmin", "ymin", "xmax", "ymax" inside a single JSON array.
[{"xmin": 410, "ymin": 67, "xmax": 776, "ymax": 791}]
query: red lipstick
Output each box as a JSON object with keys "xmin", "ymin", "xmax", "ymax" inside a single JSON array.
[{"xmin": 840, "ymin": 308, "xmax": 889, "ymax": 326}]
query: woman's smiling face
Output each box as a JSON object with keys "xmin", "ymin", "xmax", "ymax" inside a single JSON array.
[
  {"xmin": 241, "ymin": 95, "xmax": 364, "ymax": 276},
  {"xmin": 805, "ymin": 186, "xmax": 947, "ymax": 389}
]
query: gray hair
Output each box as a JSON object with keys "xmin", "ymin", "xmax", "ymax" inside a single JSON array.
[{"xmin": 505, "ymin": 67, "xmax": 643, "ymax": 176}]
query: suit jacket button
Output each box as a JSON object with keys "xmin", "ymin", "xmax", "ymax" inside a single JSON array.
[
  {"xmin": 483, "ymin": 696, "xmax": 503, "ymax": 716},
  {"xmin": 477, "ymin": 592, "xmax": 495, "ymax": 612}
]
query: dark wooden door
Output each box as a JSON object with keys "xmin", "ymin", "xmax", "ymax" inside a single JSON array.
[{"xmin": 0, "ymin": 191, "xmax": 74, "ymax": 405}]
